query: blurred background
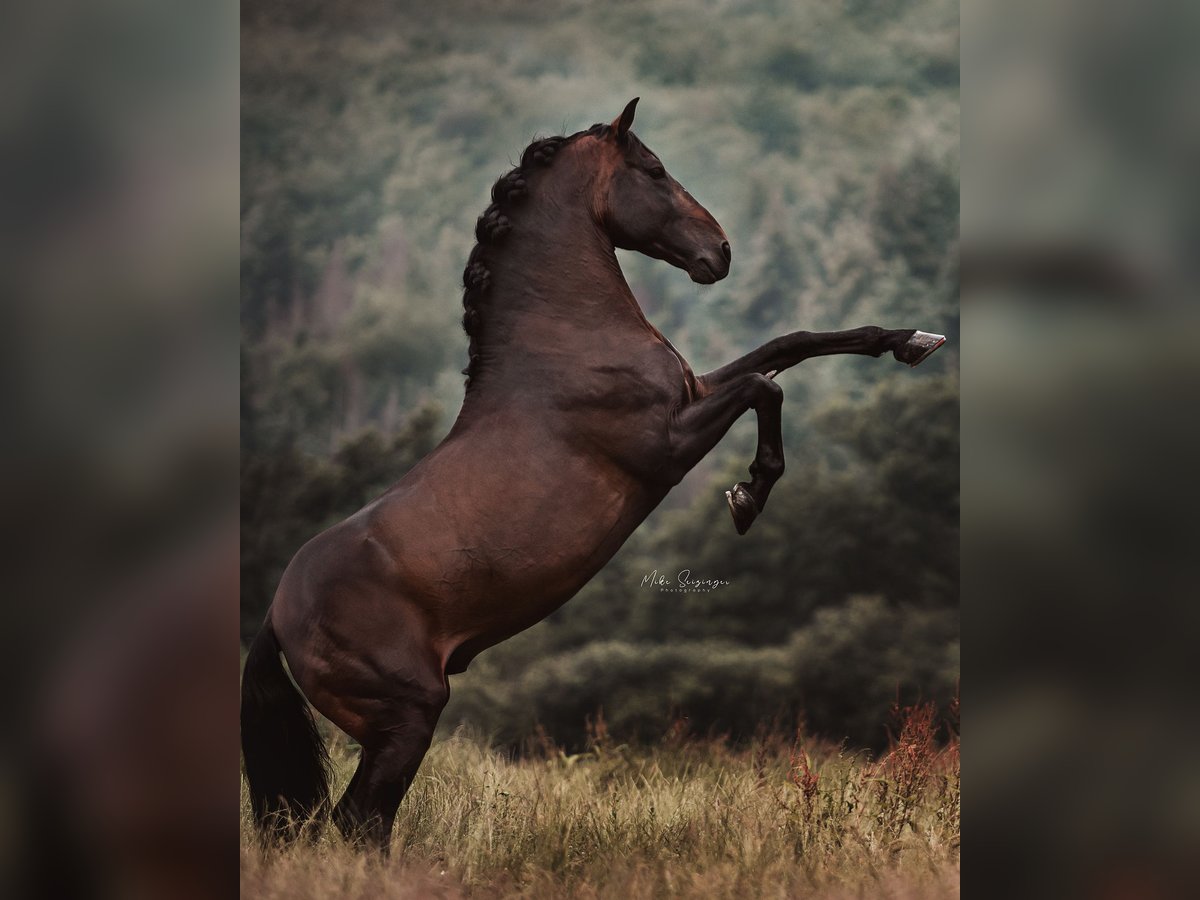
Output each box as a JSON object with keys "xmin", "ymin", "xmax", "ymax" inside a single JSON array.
[
  {"xmin": 2, "ymin": 1, "xmax": 237, "ymax": 897},
  {"xmin": 963, "ymin": 1, "xmax": 1200, "ymax": 896},
  {"xmin": 240, "ymin": 0, "xmax": 961, "ymax": 752}
]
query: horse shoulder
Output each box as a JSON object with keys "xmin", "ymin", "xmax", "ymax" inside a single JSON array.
[{"xmin": 567, "ymin": 336, "xmax": 694, "ymax": 409}]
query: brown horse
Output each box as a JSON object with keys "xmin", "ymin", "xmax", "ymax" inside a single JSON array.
[{"xmin": 240, "ymin": 99, "xmax": 945, "ymax": 849}]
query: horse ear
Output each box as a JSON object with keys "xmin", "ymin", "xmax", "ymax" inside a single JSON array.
[{"xmin": 610, "ymin": 97, "xmax": 639, "ymax": 140}]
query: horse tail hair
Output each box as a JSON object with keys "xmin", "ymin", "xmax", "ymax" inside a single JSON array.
[{"xmin": 240, "ymin": 617, "xmax": 330, "ymax": 839}]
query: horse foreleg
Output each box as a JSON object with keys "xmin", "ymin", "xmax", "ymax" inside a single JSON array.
[
  {"xmin": 664, "ymin": 372, "xmax": 784, "ymax": 534},
  {"xmin": 698, "ymin": 326, "xmax": 945, "ymax": 391},
  {"xmin": 728, "ymin": 373, "xmax": 784, "ymax": 535}
]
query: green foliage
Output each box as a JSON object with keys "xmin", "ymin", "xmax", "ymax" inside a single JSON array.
[
  {"xmin": 241, "ymin": 0, "xmax": 959, "ymax": 747},
  {"xmin": 761, "ymin": 44, "xmax": 821, "ymax": 92},
  {"xmin": 444, "ymin": 594, "xmax": 956, "ymax": 752},
  {"xmin": 785, "ymin": 596, "xmax": 958, "ymax": 746},
  {"xmin": 871, "ymin": 151, "xmax": 960, "ymax": 283},
  {"xmin": 736, "ymin": 87, "xmax": 805, "ymax": 155}
]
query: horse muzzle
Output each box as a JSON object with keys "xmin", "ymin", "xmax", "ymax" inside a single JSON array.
[{"xmin": 689, "ymin": 244, "xmax": 731, "ymax": 283}]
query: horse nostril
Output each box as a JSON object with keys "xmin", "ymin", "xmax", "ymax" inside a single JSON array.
[{"xmin": 720, "ymin": 241, "xmax": 732, "ymax": 262}]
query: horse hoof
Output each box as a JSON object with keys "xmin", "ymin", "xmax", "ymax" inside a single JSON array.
[
  {"xmin": 896, "ymin": 331, "xmax": 946, "ymax": 367},
  {"xmin": 725, "ymin": 483, "xmax": 759, "ymax": 535}
]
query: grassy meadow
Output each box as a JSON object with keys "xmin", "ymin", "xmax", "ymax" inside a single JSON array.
[{"xmin": 241, "ymin": 704, "xmax": 959, "ymax": 899}]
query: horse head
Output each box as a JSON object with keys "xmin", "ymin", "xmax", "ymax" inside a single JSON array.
[{"xmin": 587, "ymin": 98, "xmax": 731, "ymax": 284}]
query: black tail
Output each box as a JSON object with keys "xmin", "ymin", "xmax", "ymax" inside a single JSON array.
[{"xmin": 240, "ymin": 619, "xmax": 330, "ymax": 839}]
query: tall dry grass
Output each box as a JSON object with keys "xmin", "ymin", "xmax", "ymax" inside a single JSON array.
[{"xmin": 241, "ymin": 704, "xmax": 959, "ymax": 899}]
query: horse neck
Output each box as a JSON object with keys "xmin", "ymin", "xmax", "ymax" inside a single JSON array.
[{"xmin": 468, "ymin": 188, "xmax": 663, "ymax": 389}]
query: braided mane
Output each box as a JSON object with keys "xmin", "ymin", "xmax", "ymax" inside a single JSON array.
[{"xmin": 461, "ymin": 122, "xmax": 611, "ymax": 386}]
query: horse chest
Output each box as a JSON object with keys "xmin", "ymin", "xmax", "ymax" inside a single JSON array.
[
  {"xmin": 551, "ymin": 346, "xmax": 691, "ymax": 477},
  {"xmin": 572, "ymin": 341, "xmax": 691, "ymax": 411}
]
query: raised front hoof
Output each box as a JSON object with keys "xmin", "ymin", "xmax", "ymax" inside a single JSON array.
[
  {"xmin": 725, "ymin": 483, "xmax": 759, "ymax": 535},
  {"xmin": 895, "ymin": 331, "xmax": 946, "ymax": 367}
]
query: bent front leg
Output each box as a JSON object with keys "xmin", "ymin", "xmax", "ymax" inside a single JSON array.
[
  {"xmin": 663, "ymin": 372, "xmax": 784, "ymax": 535},
  {"xmin": 699, "ymin": 326, "xmax": 946, "ymax": 391}
]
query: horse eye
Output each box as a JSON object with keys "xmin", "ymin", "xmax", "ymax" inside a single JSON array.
[{"xmin": 648, "ymin": 166, "xmax": 666, "ymax": 180}]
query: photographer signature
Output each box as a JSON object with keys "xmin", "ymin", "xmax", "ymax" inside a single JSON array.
[{"xmin": 639, "ymin": 569, "xmax": 731, "ymax": 592}]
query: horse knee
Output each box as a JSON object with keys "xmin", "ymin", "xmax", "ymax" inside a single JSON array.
[{"xmin": 748, "ymin": 373, "xmax": 783, "ymax": 409}]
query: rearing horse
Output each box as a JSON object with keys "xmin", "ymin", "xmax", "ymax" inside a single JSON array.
[{"xmin": 241, "ymin": 99, "xmax": 945, "ymax": 849}]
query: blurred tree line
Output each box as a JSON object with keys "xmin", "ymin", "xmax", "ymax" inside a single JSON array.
[{"xmin": 242, "ymin": 0, "xmax": 958, "ymax": 750}]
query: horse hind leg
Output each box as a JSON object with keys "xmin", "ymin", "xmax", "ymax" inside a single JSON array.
[
  {"xmin": 332, "ymin": 684, "xmax": 447, "ymax": 851},
  {"xmin": 332, "ymin": 753, "xmax": 366, "ymax": 839}
]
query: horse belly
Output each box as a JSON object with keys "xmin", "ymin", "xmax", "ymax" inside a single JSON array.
[{"xmin": 383, "ymin": 442, "xmax": 654, "ymax": 657}]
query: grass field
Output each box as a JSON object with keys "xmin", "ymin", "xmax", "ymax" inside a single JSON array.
[{"xmin": 241, "ymin": 705, "xmax": 959, "ymax": 899}]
